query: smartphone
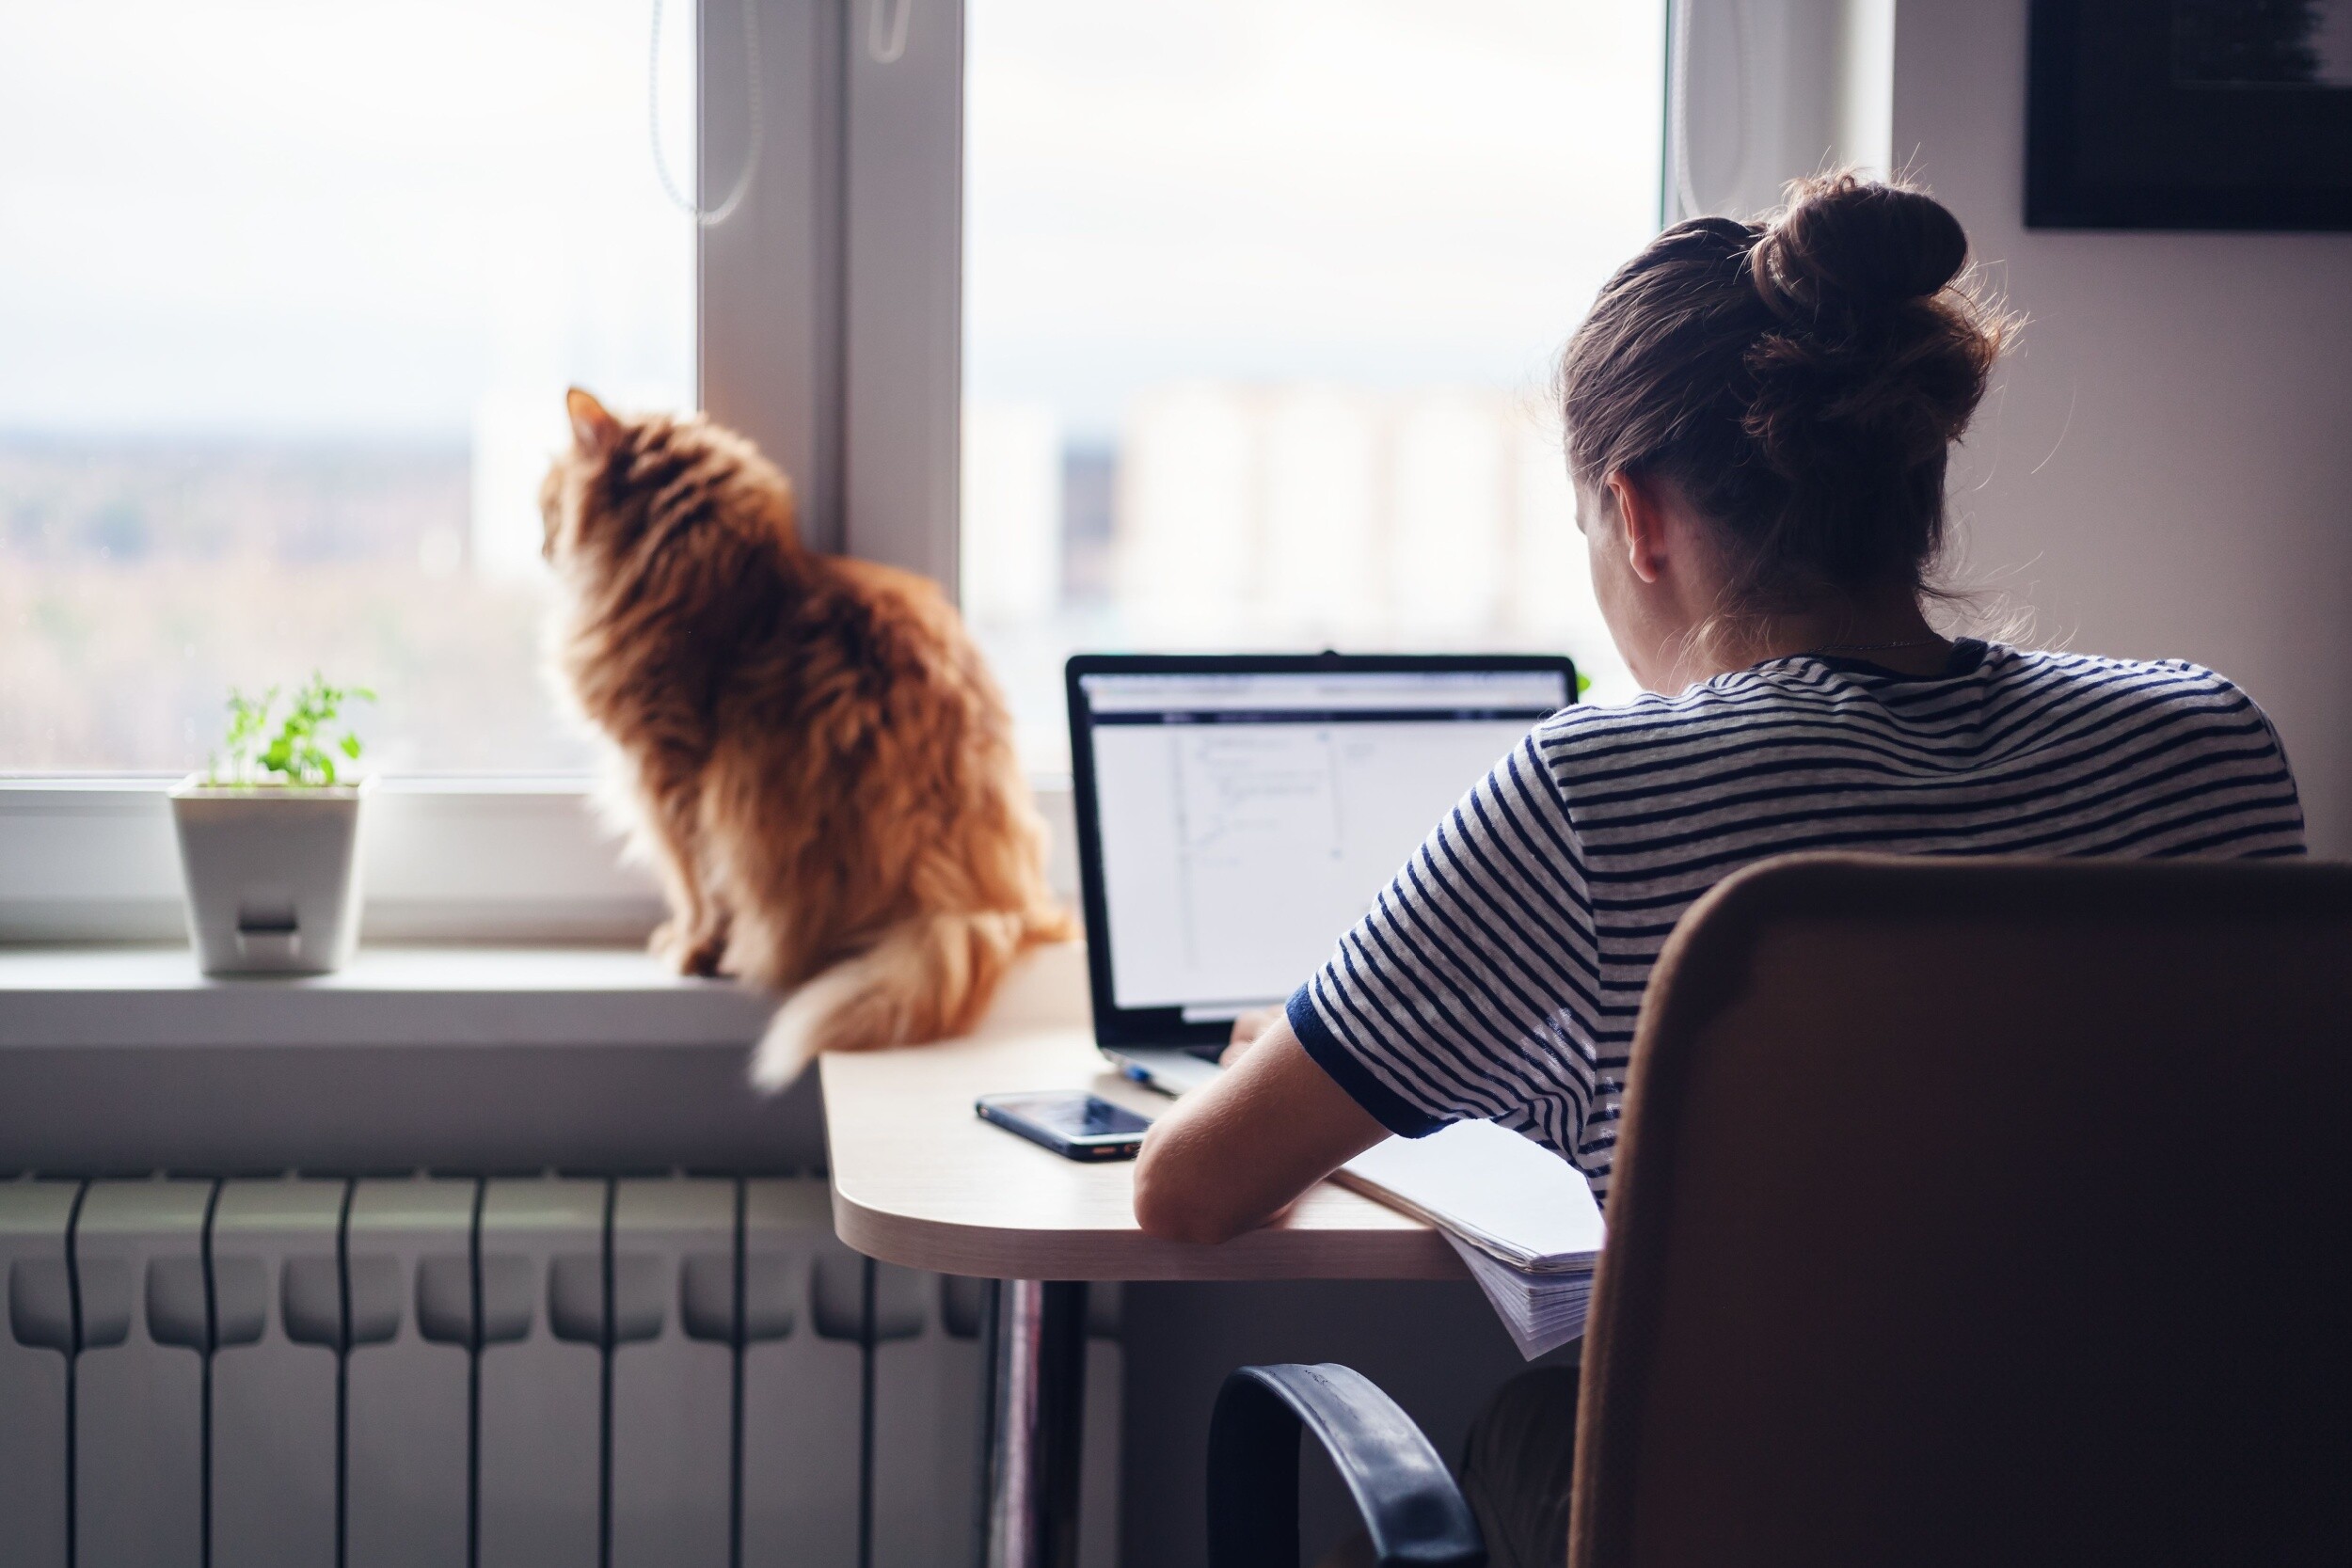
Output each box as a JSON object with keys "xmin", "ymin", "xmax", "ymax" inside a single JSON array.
[{"xmin": 976, "ymin": 1091, "xmax": 1153, "ymax": 1161}]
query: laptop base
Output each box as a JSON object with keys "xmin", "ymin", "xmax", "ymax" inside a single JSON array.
[{"xmin": 1101, "ymin": 1045, "xmax": 1222, "ymax": 1096}]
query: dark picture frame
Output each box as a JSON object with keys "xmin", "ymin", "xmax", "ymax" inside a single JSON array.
[{"xmin": 2027, "ymin": 0, "xmax": 2352, "ymax": 230}]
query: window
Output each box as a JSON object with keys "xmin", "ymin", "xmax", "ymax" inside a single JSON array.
[
  {"xmin": 0, "ymin": 1, "xmax": 697, "ymax": 772},
  {"xmin": 961, "ymin": 0, "xmax": 1666, "ymax": 768},
  {"xmin": 0, "ymin": 0, "xmax": 1662, "ymax": 938}
]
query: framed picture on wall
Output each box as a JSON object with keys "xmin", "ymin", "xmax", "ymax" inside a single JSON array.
[{"xmin": 2027, "ymin": 0, "xmax": 2352, "ymax": 229}]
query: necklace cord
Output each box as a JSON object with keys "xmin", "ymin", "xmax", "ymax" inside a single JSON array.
[{"xmin": 1803, "ymin": 637, "xmax": 1949, "ymax": 656}]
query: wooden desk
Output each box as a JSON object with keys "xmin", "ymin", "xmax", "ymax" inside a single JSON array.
[
  {"xmin": 823, "ymin": 1024, "xmax": 1459, "ymax": 1283},
  {"xmin": 819, "ymin": 1003, "xmax": 1461, "ymax": 1568}
]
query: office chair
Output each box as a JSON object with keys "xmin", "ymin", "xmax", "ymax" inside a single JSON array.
[{"xmin": 1208, "ymin": 853, "xmax": 2352, "ymax": 1568}]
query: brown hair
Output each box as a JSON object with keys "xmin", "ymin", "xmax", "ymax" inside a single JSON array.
[{"xmin": 1559, "ymin": 172, "xmax": 2010, "ymax": 610}]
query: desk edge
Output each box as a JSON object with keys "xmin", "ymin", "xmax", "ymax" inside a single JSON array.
[{"xmin": 829, "ymin": 1182, "xmax": 1468, "ymax": 1283}]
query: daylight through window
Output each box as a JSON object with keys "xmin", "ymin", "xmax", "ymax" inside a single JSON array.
[
  {"xmin": 0, "ymin": 1, "xmax": 697, "ymax": 773},
  {"xmin": 962, "ymin": 0, "xmax": 1666, "ymax": 768}
]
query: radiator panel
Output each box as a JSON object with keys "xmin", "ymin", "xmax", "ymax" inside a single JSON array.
[
  {"xmin": 0, "ymin": 1171, "xmax": 1120, "ymax": 1568},
  {"xmin": 608, "ymin": 1178, "xmax": 735, "ymax": 1568},
  {"xmin": 209, "ymin": 1179, "xmax": 343, "ymax": 1568},
  {"xmin": 345, "ymin": 1178, "xmax": 474, "ymax": 1568},
  {"xmin": 872, "ymin": 1305, "xmax": 987, "ymax": 1566},
  {"xmin": 476, "ymin": 1178, "xmax": 605, "ymax": 1568},
  {"xmin": 73, "ymin": 1180, "xmax": 209, "ymax": 1568},
  {"xmin": 1, "ymin": 1181, "xmax": 74, "ymax": 1568},
  {"xmin": 740, "ymin": 1181, "xmax": 866, "ymax": 1567}
]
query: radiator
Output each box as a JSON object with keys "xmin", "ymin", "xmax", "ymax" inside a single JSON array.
[{"xmin": 0, "ymin": 1174, "xmax": 1120, "ymax": 1568}]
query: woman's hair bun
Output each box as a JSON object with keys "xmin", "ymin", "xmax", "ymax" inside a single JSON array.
[
  {"xmin": 1750, "ymin": 173, "xmax": 1969, "ymax": 320},
  {"xmin": 1558, "ymin": 169, "xmax": 2010, "ymax": 610}
]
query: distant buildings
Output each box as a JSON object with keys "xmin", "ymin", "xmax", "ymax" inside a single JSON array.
[
  {"xmin": 0, "ymin": 435, "xmax": 575, "ymax": 771},
  {"xmin": 963, "ymin": 382, "xmax": 1631, "ymax": 765},
  {"xmin": 961, "ymin": 402, "xmax": 1065, "ymax": 626},
  {"xmin": 1116, "ymin": 382, "xmax": 1612, "ymax": 654},
  {"xmin": 2, "ymin": 387, "xmax": 1633, "ymax": 771}
]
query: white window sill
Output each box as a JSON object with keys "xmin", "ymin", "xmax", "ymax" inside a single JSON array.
[
  {"xmin": 0, "ymin": 942, "xmax": 811, "ymax": 1174},
  {"xmin": 0, "ymin": 940, "xmax": 1089, "ymax": 1175},
  {"xmin": 0, "ymin": 937, "xmax": 1090, "ymax": 1052},
  {"xmin": 0, "ymin": 944, "xmax": 772, "ymax": 1052}
]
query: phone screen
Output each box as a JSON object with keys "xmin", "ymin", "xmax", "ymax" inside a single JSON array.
[
  {"xmin": 987, "ymin": 1093, "xmax": 1152, "ymax": 1139},
  {"xmin": 976, "ymin": 1091, "xmax": 1154, "ymax": 1161}
]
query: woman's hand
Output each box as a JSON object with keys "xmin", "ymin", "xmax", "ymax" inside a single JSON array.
[{"xmin": 1133, "ymin": 1014, "xmax": 1388, "ymax": 1245}]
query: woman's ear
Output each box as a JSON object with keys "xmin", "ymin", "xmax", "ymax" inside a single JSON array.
[{"xmin": 1606, "ymin": 469, "xmax": 1670, "ymax": 585}]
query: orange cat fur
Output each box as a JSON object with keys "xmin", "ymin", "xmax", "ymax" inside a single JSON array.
[{"xmin": 540, "ymin": 388, "xmax": 1074, "ymax": 1086}]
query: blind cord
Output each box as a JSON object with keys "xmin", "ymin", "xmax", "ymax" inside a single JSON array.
[
  {"xmin": 868, "ymin": 0, "xmax": 913, "ymax": 65},
  {"xmin": 650, "ymin": 0, "xmax": 764, "ymax": 228}
]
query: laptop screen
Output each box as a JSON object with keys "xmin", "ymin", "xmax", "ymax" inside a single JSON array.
[{"xmin": 1069, "ymin": 659, "xmax": 1574, "ymax": 1033}]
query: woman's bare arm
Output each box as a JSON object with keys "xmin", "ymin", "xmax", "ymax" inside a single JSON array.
[{"xmin": 1131, "ymin": 1014, "xmax": 1388, "ymax": 1244}]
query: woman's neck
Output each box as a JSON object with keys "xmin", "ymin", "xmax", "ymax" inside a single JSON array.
[{"xmin": 1696, "ymin": 588, "xmax": 1951, "ymax": 681}]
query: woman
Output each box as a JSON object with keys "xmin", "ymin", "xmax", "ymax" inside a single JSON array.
[{"xmin": 1133, "ymin": 174, "xmax": 2306, "ymax": 1566}]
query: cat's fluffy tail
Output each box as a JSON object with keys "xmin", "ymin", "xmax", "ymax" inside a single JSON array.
[{"xmin": 748, "ymin": 908, "xmax": 1067, "ymax": 1090}]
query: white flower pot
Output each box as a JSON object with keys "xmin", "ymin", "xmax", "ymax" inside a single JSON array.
[{"xmin": 167, "ymin": 777, "xmax": 373, "ymax": 975}]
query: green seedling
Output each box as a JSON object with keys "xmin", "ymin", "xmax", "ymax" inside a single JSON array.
[{"xmin": 208, "ymin": 672, "xmax": 375, "ymax": 787}]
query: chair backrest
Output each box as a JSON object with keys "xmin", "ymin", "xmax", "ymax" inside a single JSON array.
[{"xmin": 1569, "ymin": 853, "xmax": 2352, "ymax": 1568}]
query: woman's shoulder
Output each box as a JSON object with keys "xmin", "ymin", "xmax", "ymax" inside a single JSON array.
[
  {"xmin": 1975, "ymin": 643, "xmax": 2272, "ymax": 719},
  {"xmin": 1519, "ymin": 673, "xmax": 1805, "ymax": 789},
  {"xmin": 1525, "ymin": 641, "xmax": 2282, "ymax": 763},
  {"xmin": 1526, "ymin": 653, "xmax": 1868, "ymax": 747}
]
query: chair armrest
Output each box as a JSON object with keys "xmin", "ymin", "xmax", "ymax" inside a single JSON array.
[{"xmin": 1207, "ymin": 1362, "xmax": 1485, "ymax": 1568}]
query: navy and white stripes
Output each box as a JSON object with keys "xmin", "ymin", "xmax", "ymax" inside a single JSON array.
[{"xmin": 1288, "ymin": 641, "xmax": 2306, "ymax": 1201}]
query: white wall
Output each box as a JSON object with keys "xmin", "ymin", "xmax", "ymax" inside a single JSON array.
[{"xmin": 1893, "ymin": 0, "xmax": 2352, "ymax": 853}]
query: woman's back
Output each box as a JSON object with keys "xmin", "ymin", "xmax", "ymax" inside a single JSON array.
[
  {"xmin": 1287, "ymin": 640, "xmax": 2304, "ymax": 1199},
  {"xmin": 1133, "ymin": 169, "xmax": 2313, "ymax": 1568},
  {"xmin": 1136, "ymin": 170, "xmax": 2308, "ymax": 1260}
]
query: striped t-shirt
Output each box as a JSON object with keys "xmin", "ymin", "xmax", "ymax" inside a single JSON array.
[{"xmin": 1287, "ymin": 640, "xmax": 2306, "ymax": 1201}]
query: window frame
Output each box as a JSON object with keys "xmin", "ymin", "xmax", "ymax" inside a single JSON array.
[
  {"xmin": 0, "ymin": 0, "xmax": 967, "ymax": 945},
  {"xmin": 700, "ymin": 0, "xmax": 963, "ymax": 581},
  {"xmin": 4, "ymin": 0, "xmax": 1778, "ymax": 943},
  {"xmin": 0, "ymin": 778, "xmax": 665, "ymax": 945}
]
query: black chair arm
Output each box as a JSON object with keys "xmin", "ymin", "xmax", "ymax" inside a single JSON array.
[{"xmin": 1206, "ymin": 1362, "xmax": 1485, "ymax": 1568}]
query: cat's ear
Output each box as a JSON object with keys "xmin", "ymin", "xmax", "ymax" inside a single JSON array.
[{"xmin": 566, "ymin": 388, "xmax": 622, "ymax": 455}]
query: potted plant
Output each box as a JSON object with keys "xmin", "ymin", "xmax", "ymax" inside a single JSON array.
[{"xmin": 169, "ymin": 673, "xmax": 375, "ymax": 976}]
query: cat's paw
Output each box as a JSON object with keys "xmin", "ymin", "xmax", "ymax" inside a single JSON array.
[
  {"xmin": 651, "ymin": 921, "xmax": 727, "ymax": 977},
  {"xmin": 648, "ymin": 918, "xmax": 684, "ymax": 962}
]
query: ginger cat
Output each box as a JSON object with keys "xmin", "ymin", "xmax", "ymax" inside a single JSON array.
[{"xmin": 540, "ymin": 388, "xmax": 1073, "ymax": 1086}]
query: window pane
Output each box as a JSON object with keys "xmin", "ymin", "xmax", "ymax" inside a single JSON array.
[
  {"xmin": 0, "ymin": 1, "xmax": 697, "ymax": 771},
  {"xmin": 963, "ymin": 0, "xmax": 1664, "ymax": 769}
]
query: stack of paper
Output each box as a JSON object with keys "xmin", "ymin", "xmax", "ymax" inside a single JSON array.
[
  {"xmin": 1441, "ymin": 1236, "xmax": 1597, "ymax": 1359},
  {"xmin": 1339, "ymin": 1119, "xmax": 1604, "ymax": 1359}
]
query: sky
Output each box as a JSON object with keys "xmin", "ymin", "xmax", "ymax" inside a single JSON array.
[
  {"xmin": 964, "ymin": 0, "xmax": 1667, "ymax": 438},
  {"xmin": 0, "ymin": 0, "xmax": 697, "ymax": 439},
  {"xmin": 0, "ymin": 0, "xmax": 1664, "ymax": 445}
]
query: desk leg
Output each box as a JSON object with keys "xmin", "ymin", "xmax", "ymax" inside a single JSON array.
[{"xmin": 981, "ymin": 1279, "xmax": 1088, "ymax": 1568}]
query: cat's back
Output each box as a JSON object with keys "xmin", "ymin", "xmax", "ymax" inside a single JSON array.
[
  {"xmin": 740, "ymin": 550, "xmax": 1007, "ymax": 737},
  {"xmin": 821, "ymin": 554, "xmax": 962, "ymax": 641},
  {"xmin": 800, "ymin": 554, "xmax": 977, "ymax": 676}
]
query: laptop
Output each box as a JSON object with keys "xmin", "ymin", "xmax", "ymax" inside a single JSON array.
[{"xmin": 1065, "ymin": 651, "xmax": 1579, "ymax": 1095}]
